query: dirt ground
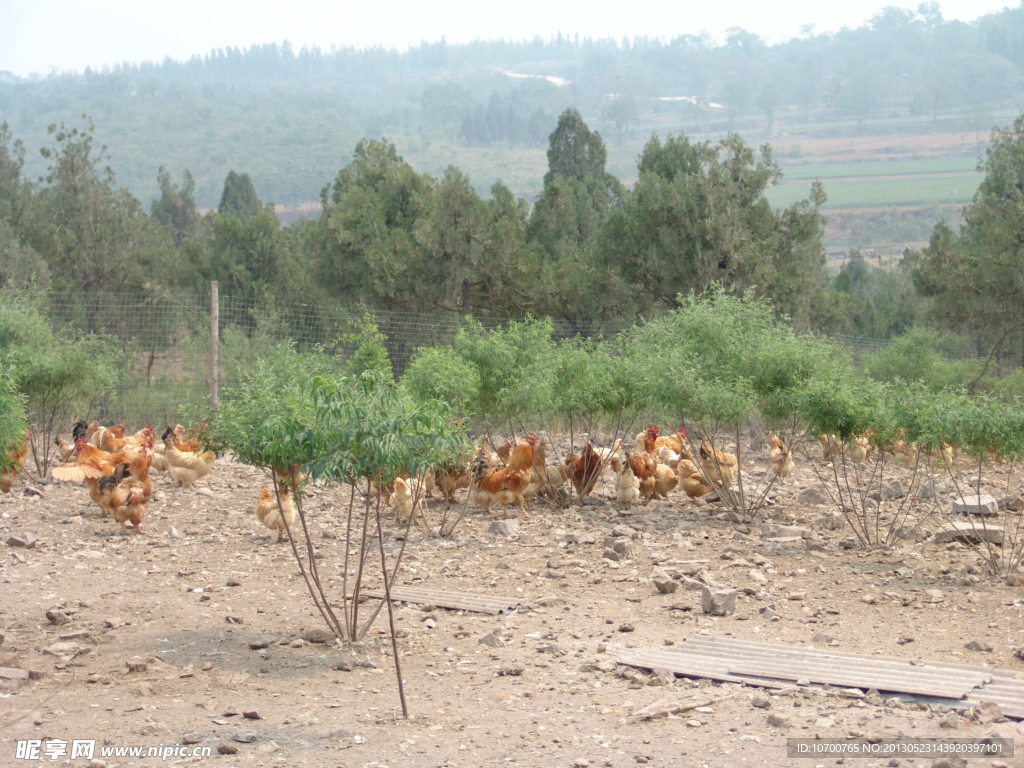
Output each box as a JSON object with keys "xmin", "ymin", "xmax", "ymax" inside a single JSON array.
[{"xmin": 1, "ymin": 444, "xmax": 1023, "ymax": 768}]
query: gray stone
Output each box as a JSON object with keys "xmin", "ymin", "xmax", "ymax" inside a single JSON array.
[
  {"xmin": 232, "ymin": 730, "xmax": 258, "ymax": 744},
  {"xmin": 580, "ymin": 496, "xmax": 605, "ymax": 507},
  {"xmin": 478, "ymin": 631, "xmax": 503, "ymax": 648},
  {"xmin": 973, "ymin": 700, "xmax": 1003, "ymax": 724},
  {"xmin": 601, "ymin": 548, "xmax": 620, "ymax": 562},
  {"xmin": 612, "ymin": 539, "xmax": 634, "ymax": 557},
  {"xmin": 488, "ymin": 520, "xmax": 520, "ymax": 537},
  {"xmin": 612, "ymin": 524, "xmax": 636, "ymax": 539},
  {"xmin": 6, "ymin": 533, "xmax": 36, "ymax": 548},
  {"xmin": 651, "ymin": 568, "xmax": 679, "ymax": 594},
  {"xmin": 952, "ymin": 494, "xmax": 999, "ymax": 517},
  {"xmin": 933, "ymin": 523, "xmax": 1004, "ymax": 545},
  {"xmin": 930, "ymin": 758, "xmax": 967, "ymax": 768},
  {"xmin": 964, "ymin": 640, "xmax": 993, "ymax": 652},
  {"xmin": 651, "ymin": 667, "xmax": 675, "ymax": 686},
  {"xmin": 798, "ymin": 488, "xmax": 828, "ymax": 506},
  {"xmin": 302, "ymin": 629, "xmax": 334, "ymax": 644},
  {"xmin": 767, "ymin": 713, "xmax": 792, "ymax": 728},
  {"xmin": 45, "ymin": 610, "xmax": 69, "ymax": 626},
  {"xmin": 751, "ymin": 695, "xmax": 771, "ymax": 708},
  {"xmin": 0, "ymin": 667, "xmax": 29, "ymax": 691},
  {"xmin": 700, "ymin": 586, "xmax": 737, "ymax": 616},
  {"xmin": 761, "ymin": 524, "xmax": 811, "ymax": 539}
]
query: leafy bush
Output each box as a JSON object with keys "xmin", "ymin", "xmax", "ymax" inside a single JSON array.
[
  {"xmin": 0, "ymin": 295, "xmax": 129, "ymax": 475},
  {"xmin": 627, "ymin": 289, "xmax": 841, "ymax": 514},
  {"xmin": 863, "ymin": 328, "xmax": 983, "ymax": 392},
  {"xmin": 0, "ymin": 369, "xmax": 27, "ymax": 472}
]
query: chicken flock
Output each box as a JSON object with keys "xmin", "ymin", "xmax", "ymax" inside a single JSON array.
[{"xmin": 0, "ymin": 416, "xmax": 850, "ymax": 541}]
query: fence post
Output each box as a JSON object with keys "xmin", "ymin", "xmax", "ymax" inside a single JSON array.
[{"xmin": 210, "ymin": 281, "xmax": 219, "ymax": 409}]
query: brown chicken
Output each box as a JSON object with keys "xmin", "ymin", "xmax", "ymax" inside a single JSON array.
[
  {"xmin": 566, "ymin": 442, "xmax": 603, "ymax": 497},
  {"xmin": 96, "ymin": 464, "xmax": 146, "ymax": 533},
  {"xmin": 470, "ymin": 433, "xmax": 537, "ymax": 517},
  {"xmin": 161, "ymin": 428, "xmax": 211, "ymax": 488},
  {"xmin": 1, "ymin": 428, "xmax": 31, "ymax": 494},
  {"xmin": 769, "ymin": 436, "xmax": 795, "ymax": 479},
  {"xmin": 679, "ymin": 459, "xmax": 715, "ymax": 497},
  {"xmin": 634, "ymin": 424, "xmax": 660, "ymax": 456},
  {"xmin": 699, "ymin": 442, "xmax": 738, "ymax": 488}
]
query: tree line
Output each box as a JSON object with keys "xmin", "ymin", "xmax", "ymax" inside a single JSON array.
[{"xmin": 2, "ymin": 107, "xmax": 1024, "ymax": 375}]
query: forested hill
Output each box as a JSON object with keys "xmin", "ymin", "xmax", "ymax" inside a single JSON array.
[{"xmin": 1, "ymin": 2, "xmax": 1023, "ymax": 209}]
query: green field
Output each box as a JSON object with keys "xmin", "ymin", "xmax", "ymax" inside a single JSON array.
[{"xmin": 767, "ymin": 157, "xmax": 984, "ymax": 209}]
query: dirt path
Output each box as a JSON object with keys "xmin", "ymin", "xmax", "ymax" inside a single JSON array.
[{"xmin": 0, "ymin": 450, "xmax": 1021, "ymax": 767}]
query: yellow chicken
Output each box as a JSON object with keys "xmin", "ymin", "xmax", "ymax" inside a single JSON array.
[
  {"xmin": 256, "ymin": 484, "xmax": 297, "ymax": 543},
  {"xmin": 769, "ymin": 436, "xmax": 794, "ymax": 479},
  {"xmin": 699, "ymin": 442, "xmax": 737, "ymax": 488}
]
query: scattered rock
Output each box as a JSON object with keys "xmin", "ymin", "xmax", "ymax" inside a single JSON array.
[
  {"xmin": 166, "ymin": 526, "xmax": 180, "ymax": 539},
  {"xmin": 232, "ymin": 730, "xmax": 258, "ymax": 743},
  {"xmin": 748, "ymin": 569, "xmax": 768, "ymax": 585},
  {"xmin": 797, "ymin": 488, "xmax": 827, "ymax": 506},
  {"xmin": 103, "ymin": 617, "xmax": 125, "ymax": 628},
  {"xmin": 762, "ymin": 524, "xmax": 811, "ymax": 539},
  {"xmin": 619, "ymin": 623, "xmax": 635, "ymax": 633},
  {"xmin": 964, "ymin": 640, "xmax": 993, "ymax": 652},
  {"xmin": 535, "ymin": 596, "xmax": 567, "ymax": 608},
  {"xmin": 226, "ymin": 577, "xmax": 242, "ymax": 587},
  {"xmin": 751, "ymin": 695, "xmax": 771, "ymax": 709},
  {"xmin": 651, "ymin": 569, "xmax": 679, "ymax": 594},
  {"xmin": 302, "ymin": 629, "xmax": 334, "ymax": 644},
  {"xmin": 701, "ymin": 587, "xmax": 737, "ymax": 616},
  {"xmin": 217, "ymin": 743, "xmax": 238, "ymax": 755},
  {"xmin": 488, "ymin": 520, "xmax": 520, "ymax": 537},
  {"xmin": 498, "ymin": 666, "xmax": 524, "ymax": 676},
  {"xmin": 45, "ymin": 609, "xmax": 69, "ymax": 625},
  {"xmin": 243, "ymin": 710, "xmax": 262, "ymax": 720},
  {"xmin": 933, "ymin": 523, "xmax": 1004, "ymax": 545},
  {"xmin": 613, "ymin": 539, "xmax": 634, "ymax": 558},
  {"xmin": 767, "ymin": 713, "xmax": 792, "ymax": 728},
  {"xmin": 126, "ymin": 662, "xmax": 148, "ymax": 673},
  {"xmin": 0, "ymin": 667, "xmax": 29, "ymax": 690},
  {"xmin": 973, "ymin": 700, "xmax": 1002, "ymax": 724},
  {"xmin": 6, "ymin": 533, "xmax": 36, "ymax": 548},
  {"xmin": 952, "ymin": 494, "xmax": 999, "ymax": 517},
  {"xmin": 813, "ymin": 633, "xmax": 837, "ymax": 646},
  {"xmin": 929, "ymin": 758, "xmax": 967, "ymax": 768},
  {"xmin": 602, "ymin": 548, "xmax": 621, "ymax": 562},
  {"xmin": 860, "ymin": 594, "xmax": 876, "ymax": 605},
  {"xmin": 320, "ymin": 528, "xmax": 337, "ymax": 539},
  {"xmin": 479, "ymin": 631, "xmax": 503, "ymax": 647},
  {"xmin": 225, "ymin": 616, "xmax": 244, "ymax": 625},
  {"xmin": 23, "ymin": 486, "xmax": 44, "ymax": 498}
]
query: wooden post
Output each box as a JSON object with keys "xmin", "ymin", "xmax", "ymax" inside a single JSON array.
[{"xmin": 210, "ymin": 281, "xmax": 219, "ymax": 409}]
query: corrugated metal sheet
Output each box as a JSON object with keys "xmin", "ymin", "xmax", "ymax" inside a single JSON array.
[
  {"xmin": 356, "ymin": 586, "xmax": 520, "ymax": 615},
  {"xmin": 618, "ymin": 636, "xmax": 1022, "ymax": 716}
]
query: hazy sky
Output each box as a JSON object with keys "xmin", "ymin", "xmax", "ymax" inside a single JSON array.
[{"xmin": 0, "ymin": 0, "xmax": 1015, "ymax": 77}]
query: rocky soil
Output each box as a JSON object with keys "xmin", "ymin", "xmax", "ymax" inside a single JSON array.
[{"xmin": 0, "ymin": 445, "xmax": 1022, "ymax": 768}]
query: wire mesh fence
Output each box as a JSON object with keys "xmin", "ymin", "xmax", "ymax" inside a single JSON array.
[
  {"xmin": 13, "ymin": 286, "xmax": 900, "ymax": 428},
  {"xmin": 21, "ymin": 287, "xmax": 629, "ymax": 427}
]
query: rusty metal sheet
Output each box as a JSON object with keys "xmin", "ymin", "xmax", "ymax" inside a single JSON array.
[{"xmin": 356, "ymin": 586, "xmax": 520, "ymax": 615}]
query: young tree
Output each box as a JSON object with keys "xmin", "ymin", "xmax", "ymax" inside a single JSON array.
[
  {"xmin": 757, "ymin": 85, "xmax": 780, "ymax": 136},
  {"xmin": 914, "ymin": 112, "xmax": 1024, "ymax": 375},
  {"xmin": 25, "ymin": 119, "xmax": 176, "ymax": 317},
  {"xmin": 599, "ymin": 132, "xmax": 828, "ymax": 326},
  {"xmin": 218, "ymin": 170, "xmax": 262, "ymax": 224},
  {"xmin": 601, "ymin": 94, "xmax": 639, "ymax": 146},
  {"xmin": 151, "ymin": 167, "xmax": 200, "ymax": 244}
]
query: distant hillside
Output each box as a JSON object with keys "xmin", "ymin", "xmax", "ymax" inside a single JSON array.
[{"xmin": 1, "ymin": 4, "xmax": 1021, "ymax": 213}]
